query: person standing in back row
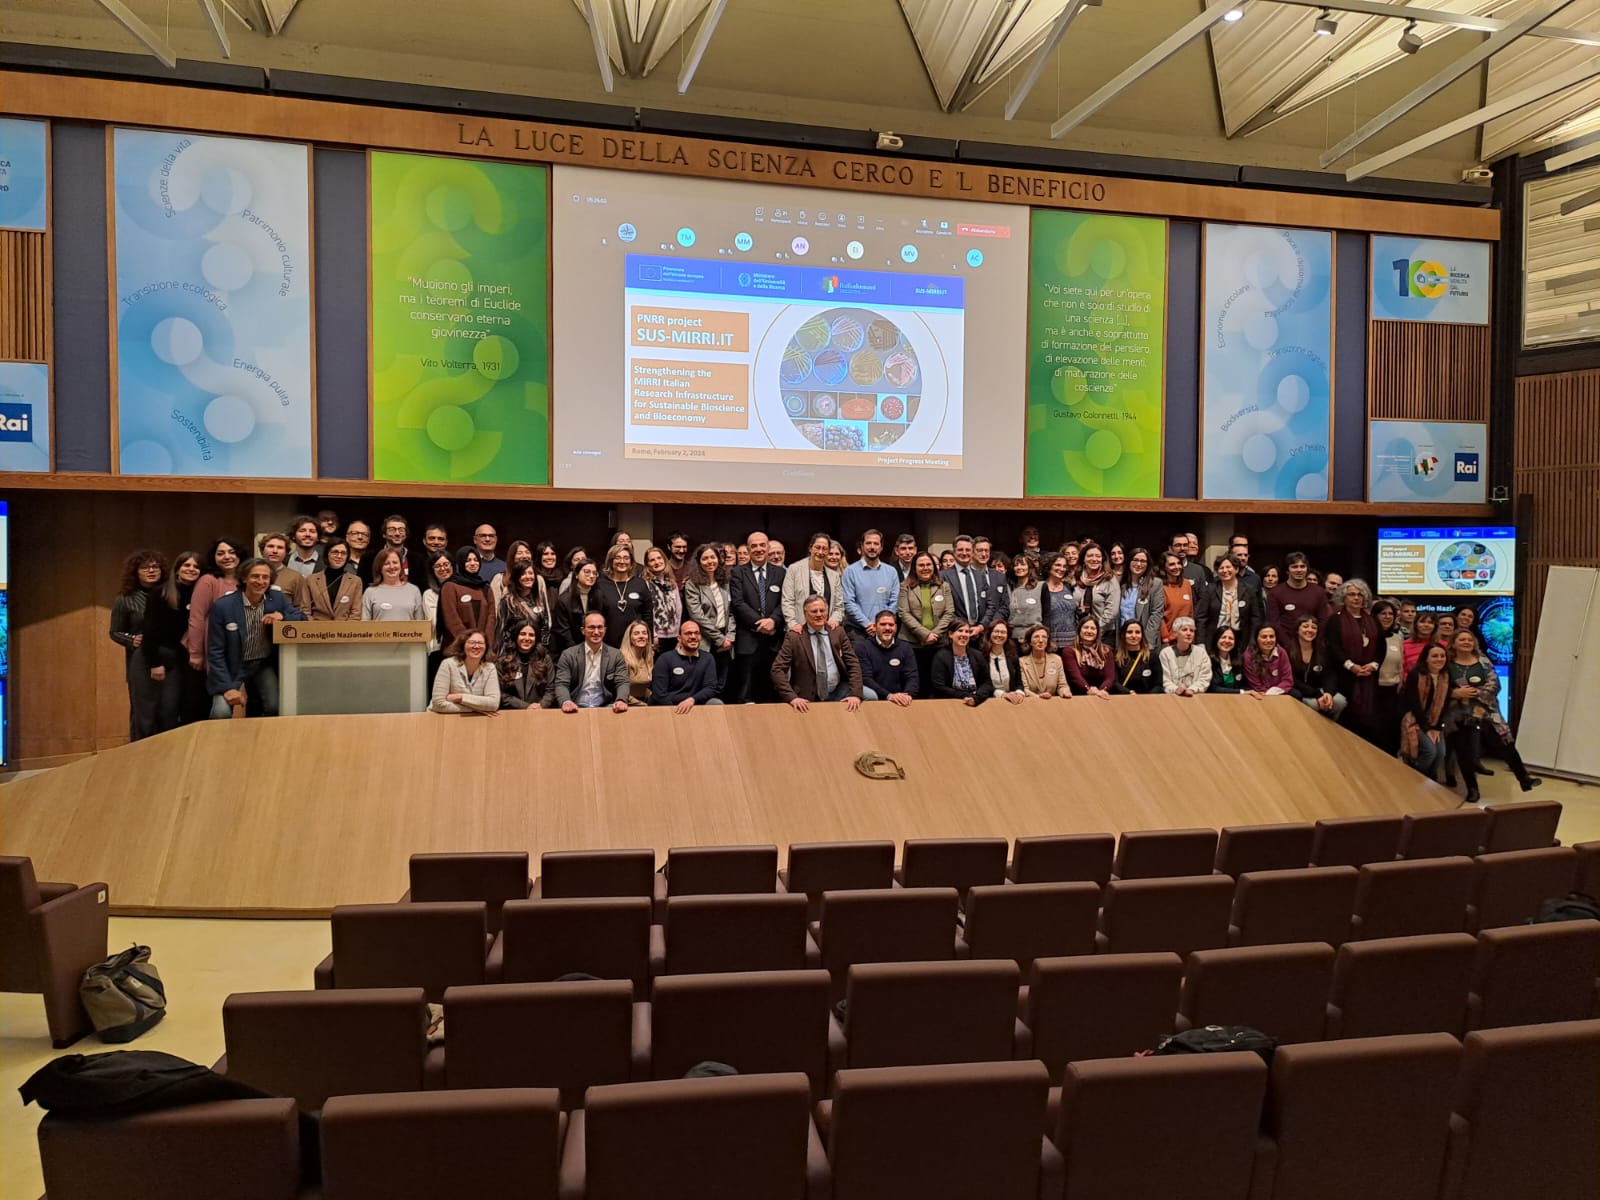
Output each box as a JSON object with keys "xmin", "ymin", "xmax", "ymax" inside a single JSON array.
[
  {"xmin": 730, "ymin": 530, "xmax": 786, "ymax": 703},
  {"xmin": 841, "ymin": 529, "xmax": 900, "ymax": 642}
]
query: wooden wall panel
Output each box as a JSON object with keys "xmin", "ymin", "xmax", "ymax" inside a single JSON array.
[
  {"xmin": 1513, "ymin": 368, "xmax": 1600, "ymax": 702},
  {"xmin": 0, "ymin": 229, "xmax": 49, "ymax": 361},
  {"xmin": 1368, "ymin": 321, "xmax": 1492, "ymax": 422}
]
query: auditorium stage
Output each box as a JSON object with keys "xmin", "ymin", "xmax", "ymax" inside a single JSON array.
[{"xmin": 0, "ymin": 696, "xmax": 1456, "ymax": 916}]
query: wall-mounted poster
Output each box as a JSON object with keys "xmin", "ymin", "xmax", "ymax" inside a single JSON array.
[
  {"xmin": 1370, "ymin": 236, "xmax": 1490, "ymax": 325},
  {"xmin": 1201, "ymin": 223, "xmax": 1332, "ymax": 502},
  {"xmin": 1368, "ymin": 419, "xmax": 1487, "ymax": 504},
  {"xmin": 370, "ymin": 152, "xmax": 550, "ymax": 485},
  {"xmin": 112, "ymin": 128, "xmax": 314, "ymax": 478},
  {"xmin": 1026, "ymin": 211, "xmax": 1166, "ymax": 498},
  {"xmin": 0, "ymin": 362, "xmax": 50, "ymax": 471},
  {"xmin": 0, "ymin": 118, "xmax": 48, "ymax": 232}
]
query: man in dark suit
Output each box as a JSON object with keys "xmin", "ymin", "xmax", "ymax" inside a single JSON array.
[
  {"xmin": 941, "ymin": 533, "xmax": 1004, "ymax": 629},
  {"xmin": 729, "ymin": 529, "xmax": 787, "ymax": 703},
  {"xmin": 773, "ymin": 595, "xmax": 864, "ymax": 711},
  {"xmin": 206, "ymin": 556, "xmax": 306, "ymax": 718}
]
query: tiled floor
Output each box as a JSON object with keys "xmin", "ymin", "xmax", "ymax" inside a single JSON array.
[{"xmin": 0, "ymin": 773, "xmax": 1594, "ymax": 1200}]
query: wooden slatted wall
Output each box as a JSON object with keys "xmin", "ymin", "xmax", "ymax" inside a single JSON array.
[
  {"xmin": 1513, "ymin": 367, "xmax": 1600, "ymax": 699},
  {"xmin": 0, "ymin": 229, "xmax": 50, "ymax": 361},
  {"xmin": 1368, "ymin": 321, "xmax": 1492, "ymax": 421}
]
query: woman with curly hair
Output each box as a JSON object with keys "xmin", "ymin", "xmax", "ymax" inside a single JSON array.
[
  {"xmin": 110, "ymin": 549, "xmax": 171, "ymax": 741},
  {"xmin": 497, "ymin": 618, "xmax": 555, "ymax": 710}
]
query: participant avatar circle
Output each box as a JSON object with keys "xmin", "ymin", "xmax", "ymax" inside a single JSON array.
[
  {"xmin": 1436, "ymin": 541, "xmax": 1498, "ymax": 591},
  {"xmin": 780, "ymin": 307, "xmax": 921, "ymax": 451}
]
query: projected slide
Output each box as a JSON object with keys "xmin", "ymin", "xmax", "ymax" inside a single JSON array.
[{"xmin": 553, "ymin": 167, "xmax": 1029, "ymax": 497}]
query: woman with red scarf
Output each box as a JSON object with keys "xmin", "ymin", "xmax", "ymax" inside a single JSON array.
[{"xmin": 1324, "ymin": 578, "xmax": 1379, "ymax": 738}]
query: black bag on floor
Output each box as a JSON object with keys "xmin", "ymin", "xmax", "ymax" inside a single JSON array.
[
  {"xmin": 80, "ymin": 944, "xmax": 166, "ymax": 1043},
  {"xmin": 1155, "ymin": 1025, "xmax": 1277, "ymax": 1065},
  {"xmin": 19, "ymin": 1051, "xmax": 272, "ymax": 1117},
  {"xmin": 1529, "ymin": 894, "xmax": 1600, "ymax": 924}
]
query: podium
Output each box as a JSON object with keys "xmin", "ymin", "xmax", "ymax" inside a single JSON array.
[{"xmin": 274, "ymin": 621, "xmax": 432, "ymax": 716}]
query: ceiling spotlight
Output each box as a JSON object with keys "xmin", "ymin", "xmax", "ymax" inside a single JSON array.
[
  {"xmin": 1222, "ymin": 7, "xmax": 1244, "ymax": 22},
  {"xmin": 1314, "ymin": 8, "xmax": 1338, "ymax": 36},
  {"xmin": 1397, "ymin": 20, "xmax": 1423, "ymax": 53}
]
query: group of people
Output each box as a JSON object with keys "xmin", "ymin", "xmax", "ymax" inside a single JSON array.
[{"xmin": 109, "ymin": 514, "xmax": 1533, "ymax": 805}]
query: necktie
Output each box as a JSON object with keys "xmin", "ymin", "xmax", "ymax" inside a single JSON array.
[
  {"xmin": 963, "ymin": 569, "xmax": 977, "ymax": 620},
  {"xmin": 812, "ymin": 631, "xmax": 829, "ymax": 700}
]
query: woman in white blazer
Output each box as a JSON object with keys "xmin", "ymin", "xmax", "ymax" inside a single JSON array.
[
  {"xmin": 781, "ymin": 531, "xmax": 844, "ymax": 630},
  {"xmin": 430, "ymin": 630, "xmax": 500, "ymax": 714}
]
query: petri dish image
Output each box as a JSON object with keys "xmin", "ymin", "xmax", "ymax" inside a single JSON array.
[
  {"xmin": 1436, "ymin": 541, "xmax": 1496, "ymax": 590},
  {"xmin": 883, "ymin": 350, "xmax": 918, "ymax": 389},
  {"xmin": 839, "ymin": 395, "xmax": 876, "ymax": 422},
  {"xmin": 812, "ymin": 349, "xmax": 849, "ymax": 387},
  {"xmin": 829, "ymin": 315, "xmax": 866, "ymax": 352},
  {"xmin": 869, "ymin": 422, "xmax": 902, "ymax": 449},
  {"xmin": 849, "ymin": 350, "xmax": 883, "ymax": 386},
  {"xmin": 783, "ymin": 393, "xmax": 808, "ymax": 417},
  {"xmin": 867, "ymin": 319, "xmax": 899, "ymax": 350},
  {"xmin": 795, "ymin": 317, "xmax": 831, "ymax": 352},
  {"xmin": 776, "ymin": 306, "xmax": 921, "ymax": 453},
  {"xmin": 878, "ymin": 394, "xmax": 905, "ymax": 421},
  {"xmin": 811, "ymin": 393, "xmax": 837, "ymax": 418},
  {"xmin": 780, "ymin": 347, "xmax": 812, "ymax": 386}
]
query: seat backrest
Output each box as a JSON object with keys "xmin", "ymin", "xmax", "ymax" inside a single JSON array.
[
  {"xmin": 222, "ymin": 988, "xmax": 427, "ymax": 1109},
  {"xmin": 1572, "ymin": 841, "xmax": 1600, "ymax": 898},
  {"xmin": 1326, "ymin": 933, "xmax": 1476, "ymax": 1039},
  {"xmin": 818, "ymin": 887, "xmax": 959, "ymax": 999},
  {"xmin": 1230, "ymin": 866, "xmax": 1359, "ymax": 948},
  {"xmin": 665, "ymin": 844, "xmax": 779, "ymax": 897},
  {"xmin": 407, "ymin": 852, "xmax": 529, "ymax": 932},
  {"xmin": 1215, "ymin": 822, "xmax": 1315, "ymax": 877},
  {"xmin": 1398, "ymin": 809, "xmax": 1489, "ymax": 860},
  {"xmin": 1056, "ymin": 1053, "xmax": 1266, "ymax": 1200},
  {"xmin": 1480, "ymin": 799, "xmax": 1563, "ymax": 854},
  {"xmin": 899, "ymin": 838, "xmax": 1009, "ymax": 895},
  {"xmin": 38, "ymin": 1098, "xmax": 301, "ymax": 1200},
  {"xmin": 664, "ymin": 893, "xmax": 810, "ymax": 975},
  {"xmin": 442, "ymin": 981, "xmax": 636, "ymax": 1103},
  {"xmin": 581, "ymin": 1073, "xmax": 814, "ymax": 1200},
  {"xmin": 329, "ymin": 902, "xmax": 487, "ymax": 1001},
  {"xmin": 1180, "ymin": 942, "xmax": 1335, "ymax": 1045},
  {"xmin": 1009, "ymin": 833, "xmax": 1115, "ymax": 886},
  {"xmin": 1311, "ymin": 815, "xmax": 1403, "ymax": 868},
  {"xmin": 843, "ymin": 959, "xmax": 1020, "ymax": 1069},
  {"xmin": 650, "ymin": 970, "xmax": 832, "ymax": 1097},
  {"xmin": 829, "ymin": 1061, "xmax": 1050, "ymax": 1200},
  {"xmin": 1450, "ymin": 1018, "xmax": 1600, "ymax": 1200},
  {"xmin": 1469, "ymin": 847, "xmax": 1577, "ymax": 932},
  {"xmin": 1025, "ymin": 953, "xmax": 1183, "ymax": 1081},
  {"xmin": 321, "ymin": 1087, "xmax": 562, "ymax": 1200},
  {"xmin": 1265, "ymin": 1034, "xmax": 1461, "ymax": 1200},
  {"xmin": 961, "ymin": 882, "xmax": 1099, "ymax": 968},
  {"xmin": 783, "ymin": 842, "xmax": 895, "ymax": 919},
  {"xmin": 1350, "ymin": 857, "xmax": 1474, "ymax": 940},
  {"xmin": 536, "ymin": 849, "xmax": 656, "ymax": 900},
  {"xmin": 498, "ymin": 897, "xmax": 652, "ymax": 991},
  {"xmin": 1100, "ymin": 875, "xmax": 1234, "ymax": 955},
  {"xmin": 0, "ymin": 855, "xmax": 42, "ymax": 990},
  {"xmin": 1113, "ymin": 827, "xmax": 1218, "ymax": 879},
  {"xmin": 1468, "ymin": 920, "xmax": 1600, "ymax": 1029}
]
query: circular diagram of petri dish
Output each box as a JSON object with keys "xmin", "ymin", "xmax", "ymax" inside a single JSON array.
[
  {"xmin": 1436, "ymin": 541, "xmax": 1496, "ymax": 590},
  {"xmin": 778, "ymin": 306, "xmax": 922, "ymax": 451}
]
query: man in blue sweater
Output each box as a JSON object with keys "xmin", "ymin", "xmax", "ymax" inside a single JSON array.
[
  {"xmin": 855, "ymin": 610, "xmax": 919, "ymax": 706},
  {"xmin": 650, "ymin": 619, "xmax": 723, "ymax": 713}
]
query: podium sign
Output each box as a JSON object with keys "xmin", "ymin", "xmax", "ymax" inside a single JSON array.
[{"xmin": 276, "ymin": 622, "xmax": 433, "ymax": 715}]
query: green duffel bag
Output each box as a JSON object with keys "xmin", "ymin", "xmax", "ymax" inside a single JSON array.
[{"xmin": 80, "ymin": 944, "xmax": 167, "ymax": 1043}]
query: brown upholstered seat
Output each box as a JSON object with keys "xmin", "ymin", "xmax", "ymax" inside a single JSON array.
[
  {"xmin": 1310, "ymin": 815, "xmax": 1402, "ymax": 868},
  {"xmin": 1214, "ymin": 822, "xmax": 1315, "ymax": 877},
  {"xmin": 649, "ymin": 969, "xmax": 837, "ymax": 1098},
  {"xmin": 896, "ymin": 837, "xmax": 1009, "ymax": 897},
  {"xmin": 1097, "ymin": 875, "xmax": 1234, "ymax": 955},
  {"xmin": 1479, "ymin": 799, "xmax": 1563, "ymax": 854},
  {"xmin": 1023, "ymin": 952, "xmax": 1183, "ymax": 1082},
  {"xmin": 532, "ymin": 849, "xmax": 656, "ymax": 900},
  {"xmin": 402, "ymin": 851, "xmax": 531, "ymax": 933},
  {"xmin": 220, "ymin": 987, "xmax": 428, "ymax": 1110},
  {"xmin": 662, "ymin": 893, "xmax": 815, "ymax": 975},
  {"xmin": 438, "ymin": 980, "xmax": 644, "ymax": 1105},
  {"xmin": 1325, "ymin": 933, "xmax": 1476, "ymax": 1039},
  {"xmin": 841, "ymin": 959, "xmax": 1024, "ymax": 1068},
  {"xmin": 1571, "ymin": 840, "xmax": 1599, "ymax": 897},
  {"xmin": 1112, "ymin": 826, "xmax": 1218, "ymax": 879},
  {"xmin": 1442, "ymin": 1018, "xmax": 1600, "ymax": 1200},
  {"xmin": 1466, "ymin": 920, "xmax": 1600, "ymax": 1029},
  {"xmin": 781, "ymin": 841, "xmax": 896, "ymax": 920},
  {"xmin": 1398, "ymin": 809, "xmax": 1488, "ymax": 860},
  {"xmin": 1465, "ymin": 847, "xmax": 1577, "ymax": 932},
  {"xmin": 321, "ymin": 1088, "xmax": 563, "ymax": 1200},
  {"xmin": 490, "ymin": 897, "xmax": 660, "ymax": 995},
  {"xmin": 654, "ymin": 844, "xmax": 779, "ymax": 916},
  {"xmin": 37, "ymin": 1098, "xmax": 302, "ymax": 1200},
  {"xmin": 1177, "ymin": 942, "xmax": 1335, "ymax": 1044},
  {"xmin": 1229, "ymin": 866, "xmax": 1359, "ymax": 948},
  {"xmin": 1256, "ymin": 1033, "xmax": 1461, "ymax": 1200},
  {"xmin": 1008, "ymin": 833, "xmax": 1115, "ymax": 887},
  {"xmin": 1349, "ymin": 857, "xmax": 1474, "ymax": 940},
  {"xmin": 315, "ymin": 902, "xmax": 488, "ymax": 1002},
  {"xmin": 0, "ymin": 855, "xmax": 109, "ymax": 1047},
  {"xmin": 958, "ymin": 882, "xmax": 1099, "ymax": 968},
  {"xmin": 816, "ymin": 886, "xmax": 960, "ymax": 1000}
]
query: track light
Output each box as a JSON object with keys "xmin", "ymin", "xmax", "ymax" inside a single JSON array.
[
  {"xmin": 1314, "ymin": 8, "xmax": 1338, "ymax": 36},
  {"xmin": 1222, "ymin": 7, "xmax": 1244, "ymax": 22},
  {"xmin": 1397, "ymin": 20, "xmax": 1423, "ymax": 53}
]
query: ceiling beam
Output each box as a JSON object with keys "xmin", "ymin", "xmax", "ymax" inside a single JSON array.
[
  {"xmin": 1271, "ymin": 0, "xmax": 1600, "ymax": 48},
  {"xmin": 581, "ymin": 0, "xmax": 616, "ymax": 91},
  {"xmin": 90, "ymin": 0, "xmax": 178, "ymax": 68},
  {"xmin": 1558, "ymin": 183, "xmax": 1600, "ymax": 215},
  {"xmin": 1318, "ymin": 0, "xmax": 1577, "ymax": 167},
  {"xmin": 197, "ymin": 0, "xmax": 232, "ymax": 57},
  {"xmin": 1051, "ymin": 1, "xmax": 1248, "ymax": 139},
  {"xmin": 1003, "ymin": 0, "xmax": 1092, "ymax": 121},
  {"xmin": 1342, "ymin": 58, "xmax": 1600, "ymax": 178},
  {"xmin": 676, "ymin": 0, "xmax": 728, "ymax": 94},
  {"xmin": 1545, "ymin": 137, "xmax": 1600, "ymax": 172}
]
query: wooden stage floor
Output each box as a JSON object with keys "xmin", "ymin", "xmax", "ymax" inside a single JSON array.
[{"xmin": 0, "ymin": 696, "xmax": 1457, "ymax": 916}]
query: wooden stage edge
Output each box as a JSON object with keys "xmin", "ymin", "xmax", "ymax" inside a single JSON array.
[{"xmin": 0, "ymin": 698, "xmax": 1457, "ymax": 918}]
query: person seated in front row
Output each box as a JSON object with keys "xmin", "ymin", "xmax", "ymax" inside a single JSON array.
[
  {"xmin": 1019, "ymin": 623, "xmax": 1071, "ymax": 698},
  {"xmin": 554, "ymin": 611, "xmax": 630, "ymax": 714},
  {"xmin": 773, "ymin": 595, "xmax": 863, "ymax": 712},
  {"xmin": 1159, "ymin": 616, "xmax": 1211, "ymax": 696},
  {"xmin": 1244, "ymin": 624, "xmax": 1292, "ymax": 696},
  {"xmin": 650, "ymin": 619, "xmax": 723, "ymax": 713},
  {"xmin": 1064, "ymin": 615, "xmax": 1114, "ymax": 698},
  {"xmin": 856, "ymin": 609, "xmax": 919, "ymax": 706},
  {"xmin": 1207, "ymin": 626, "xmax": 1244, "ymax": 693},
  {"xmin": 981, "ymin": 619, "xmax": 1025, "ymax": 704},
  {"xmin": 430, "ymin": 631, "xmax": 500, "ymax": 715},
  {"xmin": 498, "ymin": 618, "xmax": 555, "ymax": 710},
  {"xmin": 206, "ymin": 556, "xmax": 305, "ymax": 719},
  {"xmin": 1113, "ymin": 620, "xmax": 1162, "ymax": 694},
  {"xmin": 929, "ymin": 623, "xmax": 993, "ymax": 706},
  {"xmin": 1288, "ymin": 615, "xmax": 1346, "ymax": 720}
]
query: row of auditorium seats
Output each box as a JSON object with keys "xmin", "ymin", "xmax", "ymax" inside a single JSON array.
[
  {"xmin": 237, "ymin": 924, "xmax": 1600, "ymax": 1113},
  {"xmin": 40, "ymin": 1020, "xmax": 1600, "ymax": 1200},
  {"xmin": 323, "ymin": 846, "xmax": 1591, "ymax": 1000}
]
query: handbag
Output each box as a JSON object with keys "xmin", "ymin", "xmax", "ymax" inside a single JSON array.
[{"xmin": 80, "ymin": 944, "xmax": 167, "ymax": 1043}]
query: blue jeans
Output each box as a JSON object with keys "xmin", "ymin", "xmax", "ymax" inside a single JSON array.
[
  {"xmin": 210, "ymin": 661, "xmax": 280, "ymax": 718},
  {"xmin": 1412, "ymin": 729, "xmax": 1447, "ymax": 777}
]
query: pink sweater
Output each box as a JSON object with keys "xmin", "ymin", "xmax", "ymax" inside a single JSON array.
[{"xmin": 1244, "ymin": 647, "xmax": 1294, "ymax": 693}]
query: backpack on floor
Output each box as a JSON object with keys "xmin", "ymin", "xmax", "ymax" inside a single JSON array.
[
  {"xmin": 80, "ymin": 944, "xmax": 167, "ymax": 1043},
  {"xmin": 1155, "ymin": 1025, "xmax": 1278, "ymax": 1065}
]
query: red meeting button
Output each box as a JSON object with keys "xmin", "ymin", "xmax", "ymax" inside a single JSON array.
[{"xmin": 957, "ymin": 223, "xmax": 1011, "ymax": 238}]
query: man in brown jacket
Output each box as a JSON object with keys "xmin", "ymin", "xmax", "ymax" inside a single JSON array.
[{"xmin": 772, "ymin": 595, "xmax": 863, "ymax": 712}]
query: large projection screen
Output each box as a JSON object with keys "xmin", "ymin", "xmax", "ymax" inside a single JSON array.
[{"xmin": 552, "ymin": 166, "xmax": 1030, "ymax": 498}]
